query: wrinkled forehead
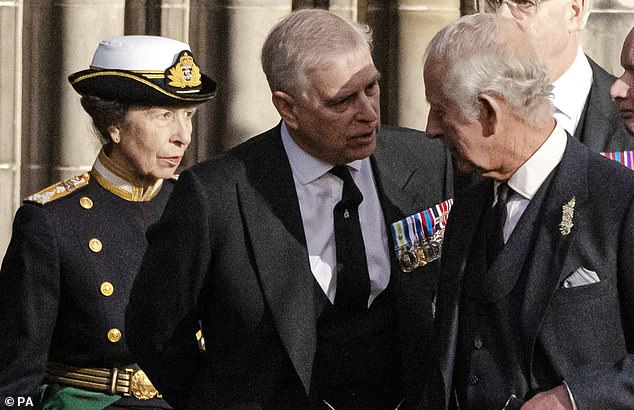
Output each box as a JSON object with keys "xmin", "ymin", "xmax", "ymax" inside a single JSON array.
[
  {"xmin": 315, "ymin": 44, "xmax": 372, "ymax": 68},
  {"xmin": 309, "ymin": 48, "xmax": 377, "ymax": 89},
  {"xmin": 423, "ymin": 59, "xmax": 449, "ymax": 102}
]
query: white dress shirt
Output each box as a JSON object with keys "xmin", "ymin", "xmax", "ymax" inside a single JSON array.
[
  {"xmin": 494, "ymin": 122, "xmax": 567, "ymax": 242},
  {"xmin": 551, "ymin": 47, "xmax": 593, "ymax": 136},
  {"xmin": 281, "ymin": 123, "xmax": 391, "ymax": 307}
]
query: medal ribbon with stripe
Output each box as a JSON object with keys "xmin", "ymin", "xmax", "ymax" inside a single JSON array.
[
  {"xmin": 601, "ymin": 151, "xmax": 634, "ymax": 170},
  {"xmin": 390, "ymin": 199, "xmax": 453, "ymax": 272}
]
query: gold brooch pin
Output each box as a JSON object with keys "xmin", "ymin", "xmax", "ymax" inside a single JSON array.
[{"xmin": 559, "ymin": 196, "xmax": 576, "ymax": 236}]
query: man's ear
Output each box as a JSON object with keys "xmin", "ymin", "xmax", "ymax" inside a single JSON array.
[
  {"xmin": 272, "ymin": 91, "xmax": 300, "ymax": 130},
  {"xmin": 478, "ymin": 93, "xmax": 501, "ymax": 138},
  {"xmin": 567, "ymin": 0, "xmax": 586, "ymax": 31}
]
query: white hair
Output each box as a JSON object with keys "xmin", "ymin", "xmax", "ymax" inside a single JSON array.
[{"xmin": 424, "ymin": 13, "xmax": 553, "ymax": 126}]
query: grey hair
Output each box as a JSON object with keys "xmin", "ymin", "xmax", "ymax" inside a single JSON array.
[
  {"xmin": 261, "ymin": 8, "xmax": 373, "ymax": 100},
  {"xmin": 424, "ymin": 13, "xmax": 553, "ymax": 126}
]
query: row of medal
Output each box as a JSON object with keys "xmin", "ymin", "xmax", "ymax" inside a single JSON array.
[
  {"xmin": 390, "ymin": 150, "xmax": 634, "ymax": 273},
  {"xmin": 390, "ymin": 199, "xmax": 453, "ymax": 272}
]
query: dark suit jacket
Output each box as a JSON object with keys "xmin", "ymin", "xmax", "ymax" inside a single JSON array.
[
  {"xmin": 126, "ymin": 124, "xmax": 453, "ymax": 409},
  {"xmin": 429, "ymin": 136, "xmax": 634, "ymax": 409},
  {"xmin": 575, "ymin": 58, "xmax": 632, "ymax": 152}
]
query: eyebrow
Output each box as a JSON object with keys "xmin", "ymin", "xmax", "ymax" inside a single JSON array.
[
  {"xmin": 325, "ymin": 71, "xmax": 382, "ymax": 105},
  {"xmin": 489, "ymin": 0, "xmax": 538, "ymax": 6}
]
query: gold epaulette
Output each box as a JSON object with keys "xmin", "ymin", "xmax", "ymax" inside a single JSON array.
[{"xmin": 24, "ymin": 173, "xmax": 91, "ymax": 205}]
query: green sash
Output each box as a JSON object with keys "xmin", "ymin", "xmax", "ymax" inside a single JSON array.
[{"xmin": 37, "ymin": 384, "xmax": 120, "ymax": 410}]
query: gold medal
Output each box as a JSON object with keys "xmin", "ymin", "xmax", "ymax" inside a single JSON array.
[{"xmin": 399, "ymin": 248, "xmax": 418, "ymax": 272}]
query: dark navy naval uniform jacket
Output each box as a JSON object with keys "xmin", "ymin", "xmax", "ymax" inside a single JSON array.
[{"xmin": 0, "ymin": 150, "xmax": 174, "ymax": 408}]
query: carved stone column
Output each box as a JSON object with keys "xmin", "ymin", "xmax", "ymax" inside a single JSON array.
[
  {"xmin": 461, "ymin": 0, "xmax": 481, "ymax": 14},
  {"xmin": 330, "ymin": 0, "xmax": 358, "ymax": 19},
  {"xmin": 293, "ymin": 0, "xmax": 328, "ymax": 8},
  {"xmin": 384, "ymin": 0, "xmax": 460, "ymax": 130},
  {"xmin": 125, "ymin": 0, "xmax": 162, "ymax": 35},
  {"xmin": 584, "ymin": 0, "xmax": 634, "ymax": 76},
  {"xmin": 21, "ymin": 0, "xmax": 125, "ymax": 203},
  {"xmin": 0, "ymin": 0, "xmax": 22, "ymax": 256},
  {"xmin": 55, "ymin": 1, "xmax": 125, "ymax": 182},
  {"xmin": 187, "ymin": 0, "xmax": 291, "ymax": 161},
  {"xmin": 161, "ymin": 0, "xmax": 190, "ymax": 41},
  {"xmin": 365, "ymin": 0, "xmax": 393, "ymax": 124}
]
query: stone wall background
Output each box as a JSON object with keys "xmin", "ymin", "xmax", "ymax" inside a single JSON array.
[{"xmin": 1, "ymin": 0, "xmax": 633, "ymax": 257}]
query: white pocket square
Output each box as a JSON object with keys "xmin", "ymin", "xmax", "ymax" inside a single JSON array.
[{"xmin": 561, "ymin": 267, "xmax": 600, "ymax": 288}]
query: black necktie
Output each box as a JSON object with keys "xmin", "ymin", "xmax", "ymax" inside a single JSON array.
[
  {"xmin": 330, "ymin": 165, "xmax": 370, "ymax": 312},
  {"xmin": 487, "ymin": 182, "xmax": 512, "ymax": 267}
]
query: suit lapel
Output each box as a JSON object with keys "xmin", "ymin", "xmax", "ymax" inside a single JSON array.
[
  {"xmin": 237, "ymin": 125, "xmax": 324, "ymax": 395},
  {"xmin": 371, "ymin": 154, "xmax": 424, "ymax": 222},
  {"xmin": 370, "ymin": 152, "xmax": 416, "ymax": 374},
  {"xmin": 519, "ymin": 137, "xmax": 588, "ymax": 366},
  {"xmin": 371, "ymin": 145, "xmax": 454, "ymax": 398},
  {"xmin": 575, "ymin": 57, "xmax": 630, "ymax": 152}
]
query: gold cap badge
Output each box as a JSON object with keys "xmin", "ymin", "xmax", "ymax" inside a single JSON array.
[{"xmin": 167, "ymin": 51, "xmax": 202, "ymax": 90}]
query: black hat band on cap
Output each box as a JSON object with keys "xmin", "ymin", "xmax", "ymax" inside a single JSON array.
[
  {"xmin": 68, "ymin": 46, "xmax": 216, "ymax": 105},
  {"xmin": 70, "ymin": 71, "xmax": 212, "ymax": 101},
  {"xmin": 68, "ymin": 69, "xmax": 217, "ymax": 105}
]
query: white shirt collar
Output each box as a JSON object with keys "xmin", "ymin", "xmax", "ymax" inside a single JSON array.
[
  {"xmin": 504, "ymin": 122, "xmax": 567, "ymax": 201},
  {"xmin": 91, "ymin": 149, "xmax": 164, "ymax": 201},
  {"xmin": 551, "ymin": 47, "xmax": 593, "ymax": 132},
  {"xmin": 280, "ymin": 122, "xmax": 363, "ymax": 184}
]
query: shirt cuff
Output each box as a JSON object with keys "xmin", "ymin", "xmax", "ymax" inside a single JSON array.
[{"xmin": 563, "ymin": 381, "xmax": 578, "ymax": 410}]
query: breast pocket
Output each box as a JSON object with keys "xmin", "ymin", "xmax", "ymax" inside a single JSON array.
[
  {"xmin": 544, "ymin": 279, "xmax": 626, "ymax": 360},
  {"xmin": 554, "ymin": 278, "xmax": 607, "ymax": 303}
]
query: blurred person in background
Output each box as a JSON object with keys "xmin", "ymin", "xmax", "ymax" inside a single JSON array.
[
  {"xmin": 611, "ymin": 26, "xmax": 634, "ymax": 134},
  {"xmin": 486, "ymin": 0, "xmax": 631, "ymax": 151}
]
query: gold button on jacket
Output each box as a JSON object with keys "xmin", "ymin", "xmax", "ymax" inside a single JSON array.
[
  {"xmin": 0, "ymin": 172, "xmax": 176, "ymax": 404},
  {"xmin": 89, "ymin": 238, "xmax": 102, "ymax": 252},
  {"xmin": 107, "ymin": 328, "xmax": 122, "ymax": 343},
  {"xmin": 79, "ymin": 196, "xmax": 93, "ymax": 209},
  {"xmin": 100, "ymin": 282, "xmax": 114, "ymax": 297}
]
